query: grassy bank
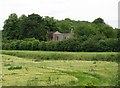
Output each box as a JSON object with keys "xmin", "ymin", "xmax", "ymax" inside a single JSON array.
[{"xmin": 2, "ymin": 50, "xmax": 119, "ymax": 61}]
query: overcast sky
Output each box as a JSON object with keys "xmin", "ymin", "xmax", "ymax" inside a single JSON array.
[{"xmin": 0, "ymin": 0, "xmax": 119, "ymax": 29}]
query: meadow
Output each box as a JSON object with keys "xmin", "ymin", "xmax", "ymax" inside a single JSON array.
[{"xmin": 1, "ymin": 50, "xmax": 119, "ymax": 86}]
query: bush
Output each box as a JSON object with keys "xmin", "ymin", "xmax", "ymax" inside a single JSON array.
[
  {"xmin": 31, "ymin": 40, "xmax": 40, "ymax": 50},
  {"xmin": 38, "ymin": 41, "xmax": 47, "ymax": 50},
  {"xmin": 2, "ymin": 37, "xmax": 118, "ymax": 52}
]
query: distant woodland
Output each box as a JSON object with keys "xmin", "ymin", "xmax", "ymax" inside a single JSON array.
[{"xmin": 1, "ymin": 13, "xmax": 120, "ymax": 52}]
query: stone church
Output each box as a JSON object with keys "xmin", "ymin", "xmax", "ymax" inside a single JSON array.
[{"xmin": 48, "ymin": 29, "xmax": 74, "ymax": 41}]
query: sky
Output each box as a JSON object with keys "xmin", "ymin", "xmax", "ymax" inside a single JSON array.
[{"xmin": 0, "ymin": 0, "xmax": 119, "ymax": 29}]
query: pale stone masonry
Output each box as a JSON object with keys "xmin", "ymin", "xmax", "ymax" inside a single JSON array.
[{"xmin": 48, "ymin": 29, "xmax": 74, "ymax": 41}]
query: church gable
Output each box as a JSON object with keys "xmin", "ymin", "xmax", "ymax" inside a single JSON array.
[{"xmin": 48, "ymin": 30, "xmax": 74, "ymax": 41}]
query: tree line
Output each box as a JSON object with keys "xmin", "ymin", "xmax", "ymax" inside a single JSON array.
[{"xmin": 2, "ymin": 13, "xmax": 120, "ymax": 52}]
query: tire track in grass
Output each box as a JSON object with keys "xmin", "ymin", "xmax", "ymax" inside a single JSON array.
[
  {"xmin": 3, "ymin": 54, "xmax": 114, "ymax": 86},
  {"xmin": 64, "ymin": 71, "xmax": 104, "ymax": 86},
  {"xmin": 37, "ymin": 65, "xmax": 102, "ymax": 86}
]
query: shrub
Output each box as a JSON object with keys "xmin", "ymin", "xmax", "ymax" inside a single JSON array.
[
  {"xmin": 38, "ymin": 41, "xmax": 47, "ymax": 50},
  {"xmin": 2, "ymin": 37, "xmax": 119, "ymax": 52}
]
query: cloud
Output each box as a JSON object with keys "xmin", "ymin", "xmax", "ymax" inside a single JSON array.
[{"xmin": 0, "ymin": 0, "xmax": 119, "ymax": 29}]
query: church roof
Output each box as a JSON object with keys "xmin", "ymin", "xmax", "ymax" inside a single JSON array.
[{"xmin": 54, "ymin": 31, "xmax": 61, "ymax": 34}]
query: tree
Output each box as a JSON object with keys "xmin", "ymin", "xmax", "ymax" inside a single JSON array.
[
  {"xmin": 3, "ymin": 13, "xmax": 19, "ymax": 40},
  {"xmin": 22, "ymin": 13, "xmax": 47, "ymax": 40},
  {"xmin": 74, "ymin": 22, "xmax": 96, "ymax": 39},
  {"xmin": 57, "ymin": 18, "xmax": 74, "ymax": 33},
  {"xmin": 117, "ymin": 29, "xmax": 120, "ymax": 51},
  {"xmin": 18, "ymin": 14, "xmax": 27, "ymax": 39},
  {"xmin": 81, "ymin": 37, "xmax": 99, "ymax": 52},
  {"xmin": 97, "ymin": 24, "xmax": 117, "ymax": 38},
  {"xmin": 44, "ymin": 16, "xmax": 58, "ymax": 32},
  {"xmin": 92, "ymin": 17, "xmax": 105, "ymax": 24}
]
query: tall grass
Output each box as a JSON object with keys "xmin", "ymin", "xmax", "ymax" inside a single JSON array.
[{"xmin": 2, "ymin": 50, "xmax": 118, "ymax": 62}]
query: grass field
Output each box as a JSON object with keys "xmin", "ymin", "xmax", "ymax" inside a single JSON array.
[{"xmin": 1, "ymin": 50, "xmax": 119, "ymax": 86}]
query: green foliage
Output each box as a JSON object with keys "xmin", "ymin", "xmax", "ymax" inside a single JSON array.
[
  {"xmin": 3, "ymin": 13, "xmax": 19, "ymax": 40},
  {"xmin": 2, "ymin": 13, "xmax": 119, "ymax": 52},
  {"xmin": 44, "ymin": 16, "xmax": 58, "ymax": 32},
  {"xmin": 45, "ymin": 41, "xmax": 57, "ymax": 51},
  {"xmin": 2, "ymin": 13, "xmax": 47, "ymax": 40},
  {"xmin": 17, "ymin": 14, "xmax": 27, "ymax": 39},
  {"xmin": 98, "ymin": 38, "xmax": 118, "ymax": 52},
  {"xmin": 22, "ymin": 13, "xmax": 47, "ymax": 40},
  {"xmin": 56, "ymin": 18, "xmax": 74, "ymax": 33},
  {"xmin": 97, "ymin": 24, "xmax": 117, "ymax": 38},
  {"xmin": 92, "ymin": 17, "xmax": 105, "ymax": 24},
  {"xmin": 38, "ymin": 41, "xmax": 47, "ymax": 50},
  {"xmin": 2, "ymin": 13, "xmax": 117, "ymax": 40},
  {"xmin": 81, "ymin": 38, "xmax": 99, "ymax": 52},
  {"xmin": 74, "ymin": 22, "xmax": 96, "ymax": 38},
  {"xmin": 2, "ymin": 37, "xmax": 119, "ymax": 52}
]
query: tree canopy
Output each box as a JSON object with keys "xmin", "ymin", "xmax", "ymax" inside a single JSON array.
[{"xmin": 2, "ymin": 13, "xmax": 119, "ymax": 52}]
